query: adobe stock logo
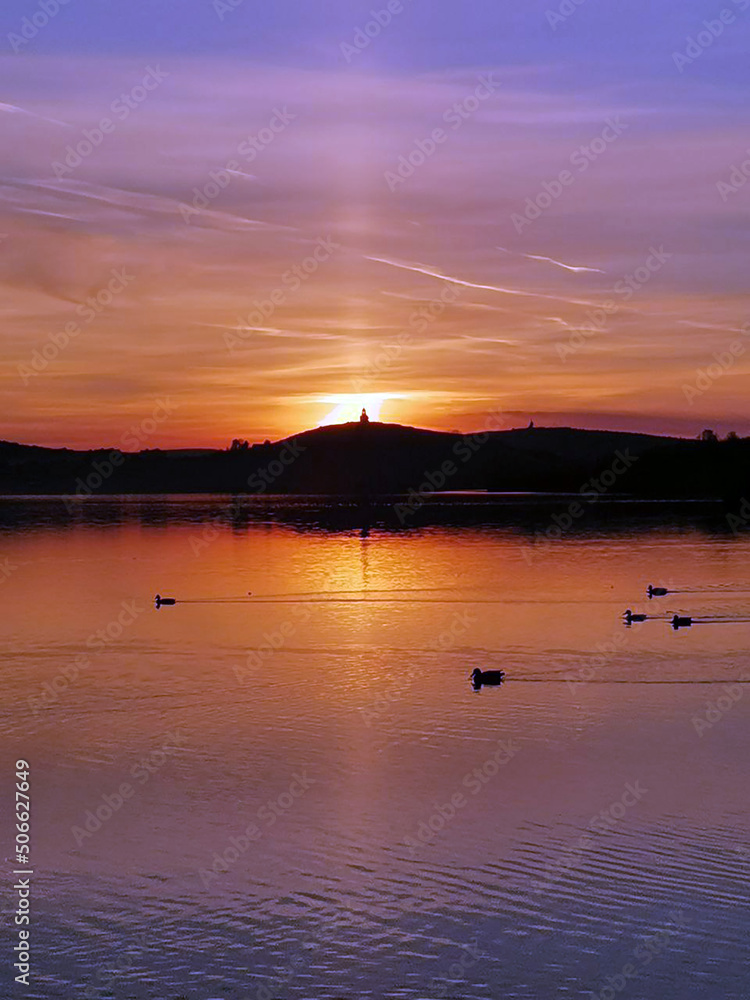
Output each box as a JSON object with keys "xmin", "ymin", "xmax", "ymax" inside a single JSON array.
[
  {"xmin": 510, "ymin": 118, "xmax": 628, "ymax": 235},
  {"xmin": 546, "ymin": 0, "xmax": 588, "ymax": 30},
  {"xmin": 716, "ymin": 148, "xmax": 750, "ymax": 201},
  {"xmin": 18, "ymin": 268, "xmax": 135, "ymax": 384},
  {"xmin": 8, "ymin": 0, "xmax": 72, "ymax": 53},
  {"xmin": 681, "ymin": 323, "xmax": 750, "ymax": 404},
  {"xmin": 213, "ymin": 0, "xmax": 245, "ymax": 20},
  {"xmin": 672, "ymin": 1, "xmax": 749, "ymax": 73},
  {"xmin": 384, "ymin": 75, "xmax": 500, "ymax": 192},
  {"xmin": 340, "ymin": 1, "xmax": 411, "ymax": 62},
  {"xmin": 51, "ymin": 67, "xmax": 170, "ymax": 179},
  {"xmin": 180, "ymin": 107, "xmax": 296, "ymax": 224}
]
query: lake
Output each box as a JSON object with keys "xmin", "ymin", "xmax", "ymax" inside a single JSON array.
[{"xmin": 2, "ymin": 496, "xmax": 749, "ymax": 999}]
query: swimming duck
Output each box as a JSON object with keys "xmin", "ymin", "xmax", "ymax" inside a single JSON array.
[
  {"xmin": 671, "ymin": 615, "xmax": 692, "ymax": 629},
  {"xmin": 471, "ymin": 668, "xmax": 505, "ymax": 687},
  {"xmin": 623, "ymin": 609, "xmax": 648, "ymax": 623},
  {"xmin": 647, "ymin": 585, "xmax": 669, "ymax": 598},
  {"xmin": 154, "ymin": 594, "xmax": 177, "ymax": 608}
]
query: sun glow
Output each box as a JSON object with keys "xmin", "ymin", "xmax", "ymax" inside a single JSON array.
[{"xmin": 317, "ymin": 393, "xmax": 401, "ymax": 426}]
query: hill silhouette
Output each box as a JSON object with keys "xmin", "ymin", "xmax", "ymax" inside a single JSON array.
[{"xmin": 0, "ymin": 421, "xmax": 748, "ymax": 501}]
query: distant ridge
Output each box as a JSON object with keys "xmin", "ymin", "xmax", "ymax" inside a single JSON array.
[{"xmin": 0, "ymin": 422, "xmax": 747, "ymax": 500}]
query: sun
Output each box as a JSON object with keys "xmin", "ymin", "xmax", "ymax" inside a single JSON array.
[{"xmin": 317, "ymin": 393, "xmax": 401, "ymax": 426}]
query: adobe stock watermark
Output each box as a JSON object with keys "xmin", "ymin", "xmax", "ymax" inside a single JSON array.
[
  {"xmin": 521, "ymin": 450, "xmax": 639, "ymax": 564},
  {"xmin": 588, "ymin": 781, "xmax": 650, "ymax": 838},
  {"xmin": 546, "ymin": 0, "xmax": 588, "ymax": 31},
  {"xmin": 246, "ymin": 438, "xmax": 306, "ymax": 493},
  {"xmin": 187, "ymin": 496, "xmax": 241, "ymax": 557},
  {"xmin": 350, "ymin": 330, "xmax": 412, "ymax": 393},
  {"xmin": 81, "ymin": 930, "xmax": 150, "ymax": 1000},
  {"xmin": 511, "ymin": 117, "xmax": 628, "ymax": 235},
  {"xmin": 71, "ymin": 730, "xmax": 189, "ymax": 846},
  {"xmin": 394, "ymin": 409, "xmax": 506, "ymax": 523},
  {"xmin": 213, "ymin": 0, "xmax": 246, "ymax": 20},
  {"xmin": 672, "ymin": 0, "xmax": 749, "ymax": 72},
  {"xmin": 0, "ymin": 556, "xmax": 19, "ymax": 585},
  {"xmin": 556, "ymin": 246, "xmax": 673, "ymax": 360},
  {"xmin": 360, "ymin": 610, "xmax": 477, "ymax": 727},
  {"xmin": 340, "ymin": 0, "xmax": 413, "ymax": 62},
  {"xmin": 563, "ymin": 626, "xmax": 630, "ymax": 691},
  {"xmin": 404, "ymin": 738, "xmax": 521, "ymax": 855},
  {"xmin": 228, "ymin": 565, "xmax": 343, "ymax": 685},
  {"xmin": 27, "ymin": 600, "xmax": 147, "ymax": 714},
  {"xmin": 18, "ymin": 268, "xmax": 135, "ymax": 384},
  {"xmin": 51, "ymin": 67, "xmax": 170, "ymax": 179},
  {"xmin": 266, "ymin": 921, "xmax": 478, "ymax": 1000},
  {"xmin": 385, "ymin": 74, "xmax": 500, "ymax": 191},
  {"xmin": 187, "ymin": 440, "xmax": 307, "ymax": 556},
  {"xmin": 251, "ymin": 915, "xmax": 356, "ymax": 1000},
  {"xmin": 62, "ymin": 398, "xmax": 179, "ymax": 509},
  {"xmin": 350, "ymin": 280, "xmax": 465, "ymax": 393},
  {"xmin": 590, "ymin": 908, "xmax": 688, "ymax": 1000},
  {"xmin": 691, "ymin": 676, "xmax": 749, "ymax": 736},
  {"xmin": 717, "ymin": 148, "xmax": 750, "ymax": 201},
  {"xmin": 232, "ymin": 570, "xmax": 350, "ymax": 684},
  {"xmin": 180, "ymin": 106, "xmax": 296, "ymax": 223},
  {"xmin": 8, "ymin": 0, "xmax": 72, "ymax": 53},
  {"xmin": 233, "ymin": 604, "xmax": 312, "ymax": 685},
  {"xmin": 225, "ymin": 237, "xmax": 341, "ymax": 354},
  {"xmin": 428, "ymin": 941, "xmax": 485, "ymax": 1000},
  {"xmin": 199, "ymin": 771, "xmax": 316, "ymax": 887},
  {"xmin": 681, "ymin": 327, "xmax": 749, "ymax": 404},
  {"xmin": 541, "ymin": 780, "xmax": 648, "ymax": 889},
  {"xmin": 253, "ymin": 953, "xmax": 307, "ymax": 1000},
  {"xmin": 189, "ymin": 439, "xmax": 307, "ymax": 557},
  {"xmin": 727, "ymin": 496, "xmax": 750, "ymax": 535}
]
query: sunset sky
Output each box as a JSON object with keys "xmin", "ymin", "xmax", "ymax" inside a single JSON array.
[{"xmin": 1, "ymin": 0, "xmax": 749, "ymax": 448}]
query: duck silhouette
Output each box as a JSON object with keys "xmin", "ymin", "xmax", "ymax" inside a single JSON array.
[
  {"xmin": 155, "ymin": 594, "xmax": 176, "ymax": 608},
  {"xmin": 471, "ymin": 668, "xmax": 505, "ymax": 688},
  {"xmin": 647, "ymin": 585, "xmax": 669, "ymax": 598},
  {"xmin": 623, "ymin": 609, "xmax": 648, "ymax": 624},
  {"xmin": 671, "ymin": 614, "xmax": 692, "ymax": 630}
]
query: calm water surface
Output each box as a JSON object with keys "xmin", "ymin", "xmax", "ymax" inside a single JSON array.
[{"xmin": 2, "ymin": 497, "xmax": 749, "ymax": 999}]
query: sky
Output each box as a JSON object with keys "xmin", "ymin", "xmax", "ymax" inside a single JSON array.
[{"xmin": 1, "ymin": 0, "xmax": 749, "ymax": 447}]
